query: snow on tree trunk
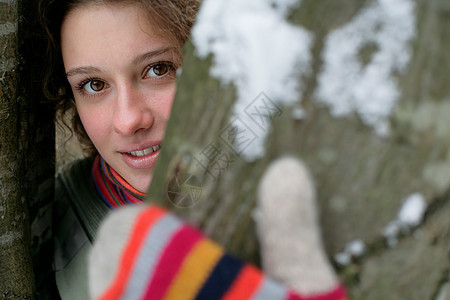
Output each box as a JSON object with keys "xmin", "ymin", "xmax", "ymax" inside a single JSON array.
[{"xmin": 148, "ymin": 0, "xmax": 450, "ymax": 298}]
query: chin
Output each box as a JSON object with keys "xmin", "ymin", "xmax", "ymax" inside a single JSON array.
[{"xmin": 135, "ymin": 176, "xmax": 152, "ymax": 193}]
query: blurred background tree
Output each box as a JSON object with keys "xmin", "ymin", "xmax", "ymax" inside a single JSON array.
[{"xmin": 149, "ymin": 0, "xmax": 450, "ymax": 299}]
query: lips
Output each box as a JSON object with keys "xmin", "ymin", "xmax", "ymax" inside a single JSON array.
[
  {"xmin": 120, "ymin": 143, "xmax": 162, "ymax": 169},
  {"xmin": 128, "ymin": 145, "xmax": 161, "ymax": 157}
]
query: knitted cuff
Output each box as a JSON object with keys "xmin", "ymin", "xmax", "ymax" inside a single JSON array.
[
  {"xmin": 89, "ymin": 204, "xmax": 347, "ymax": 300},
  {"xmin": 88, "ymin": 205, "xmax": 147, "ymax": 299},
  {"xmin": 256, "ymin": 156, "xmax": 340, "ymax": 296}
]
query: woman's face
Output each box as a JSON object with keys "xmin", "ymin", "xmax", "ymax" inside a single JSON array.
[{"xmin": 61, "ymin": 3, "xmax": 178, "ymax": 192}]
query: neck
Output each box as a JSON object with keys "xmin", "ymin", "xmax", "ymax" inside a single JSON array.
[{"xmin": 92, "ymin": 155, "xmax": 146, "ymax": 209}]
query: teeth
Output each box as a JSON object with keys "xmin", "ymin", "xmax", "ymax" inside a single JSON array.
[{"xmin": 129, "ymin": 145, "xmax": 161, "ymax": 157}]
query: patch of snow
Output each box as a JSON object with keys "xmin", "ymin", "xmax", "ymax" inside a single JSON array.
[
  {"xmin": 346, "ymin": 239, "xmax": 366, "ymax": 257},
  {"xmin": 315, "ymin": 0, "xmax": 416, "ymax": 136},
  {"xmin": 398, "ymin": 192, "xmax": 427, "ymax": 227},
  {"xmin": 383, "ymin": 220, "xmax": 401, "ymax": 247},
  {"xmin": 334, "ymin": 252, "xmax": 351, "ymax": 266},
  {"xmin": 292, "ymin": 106, "xmax": 306, "ymax": 120},
  {"xmin": 383, "ymin": 220, "xmax": 400, "ymax": 238},
  {"xmin": 382, "ymin": 193, "xmax": 427, "ymax": 247},
  {"xmin": 334, "ymin": 239, "xmax": 366, "ymax": 266},
  {"xmin": 192, "ymin": 0, "xmax": 312, "ymax": 161}
]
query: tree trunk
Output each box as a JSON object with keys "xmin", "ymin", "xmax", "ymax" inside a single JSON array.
[
  {"xmin": 148, "ymin": 0, "xmax": 450, "ymax": 299},
  {"xmin": 0, "ymin": 1, "xmax": 55, "ymax": 298},
  {"xmin": 0, "ymin": 1, "xmax": 35, "ymax": 297}
]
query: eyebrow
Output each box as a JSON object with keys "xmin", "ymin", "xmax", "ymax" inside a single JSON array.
[
  {"xmin": 65, "ymin": 47, "xmax": 174, "ymax": 77},
  {"xmin": 66, "ymin": 66, "xmax": 102, "ymax": 78},
  {"xmin": 132, "ymin": 47, "xmax": 173, "ymax": 65}
]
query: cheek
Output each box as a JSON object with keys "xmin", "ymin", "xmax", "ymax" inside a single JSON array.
[
  {"xmin": 76, "ymin": 105, "xmax": 110, "ymax": 146},
  {"xmin": 148, "ymin": 84, "xmax": 176, "ymax": 127},
  {"xmin": 162, "ymin": 84, "xmax": 176, "ymax": 120}
]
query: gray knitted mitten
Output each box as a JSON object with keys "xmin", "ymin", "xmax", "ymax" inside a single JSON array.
[{"xmin": 255, "ymin": 156, "xmax": 339, "ymax": 296}]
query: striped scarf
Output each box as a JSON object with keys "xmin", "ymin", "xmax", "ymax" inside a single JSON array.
[{"xmin": 92, "ymin": 155, "xmax": 146, "ymax": 208}]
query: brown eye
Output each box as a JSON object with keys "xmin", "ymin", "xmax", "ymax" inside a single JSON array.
[
  {"xmin": 146, "ymin": 63, "xmax": 171, "ymax": 78},
  {"xmin": 83, "ymin": 80, "xmax": 105, "ymax": 93},
  {"xmin": 90, "ymin": 80, "xmax": 104, "ymax": 91}
]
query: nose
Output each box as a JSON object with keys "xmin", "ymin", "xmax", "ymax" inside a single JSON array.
[{"xmin": 112, "ymin": 83, "xmax": 154, "ymax": 136}]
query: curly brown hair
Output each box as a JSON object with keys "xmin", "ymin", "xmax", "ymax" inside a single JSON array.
[{"xmin": 38, "ymin": 0, "xmax": 200, "ymax": 156}]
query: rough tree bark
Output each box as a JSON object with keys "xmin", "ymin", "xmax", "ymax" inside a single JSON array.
[
  {"xmin": 0, "ymin": 0, "xmax": 55, "ymax": 298},
  {"xmin": 148, "ymin": 0, "xmax": 450, "ymax": 299},
  {"xmin": 0, "ymin": 1, "xmax": 35, "ymax": 297}
]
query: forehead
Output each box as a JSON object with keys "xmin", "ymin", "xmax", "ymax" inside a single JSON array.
[
  {"xmin": 60, "ymin": 3, "xmax": 168, "ymax": 69},
  {"xmin": 62, "ymin": 3, "xmax": 153, "ymax": 39}
]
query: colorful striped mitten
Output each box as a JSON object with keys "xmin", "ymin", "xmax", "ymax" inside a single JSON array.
[
  {"xmin": 89, "ymin": 156, "xmax": 347, "ymax": 300},
  {"xmin": 89, "ymin": 205, "xmax": 346, "ymax": 300}
]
